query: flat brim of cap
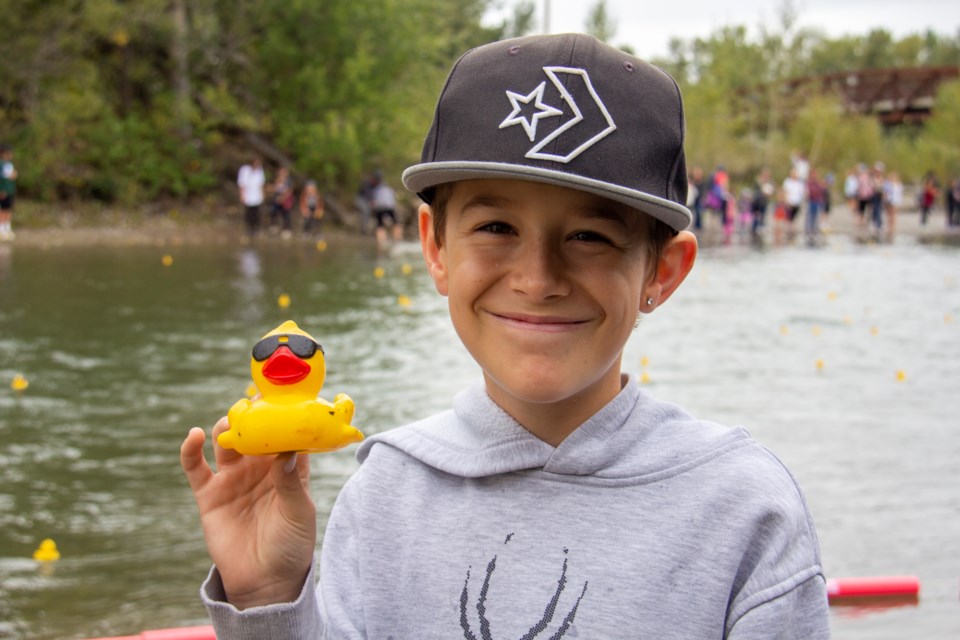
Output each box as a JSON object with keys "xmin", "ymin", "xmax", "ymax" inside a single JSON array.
[{"xmin": 402, "ymin": 161, "xmax": 692, "ymax": 232}]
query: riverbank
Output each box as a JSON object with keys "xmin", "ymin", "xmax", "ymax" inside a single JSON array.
[
  {"xmin": 3, "ymin": 199, "xmax": 959, "ymax": 248},
  {"xmin": 2, "ymin": 199, "xmax": 377, "ymax": 248},
  {"xmin": 686, "ymin": 203, "xmax": 960, "ymax": 247}
]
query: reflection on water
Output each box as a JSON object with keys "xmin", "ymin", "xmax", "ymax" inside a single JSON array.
[
  {"xmin": 0, "ymin": 235, "xmax": 958, "ymax": 639},
  {"xmin": 233, "ymin": 248, "xmax": 266, "ymax": 323}
]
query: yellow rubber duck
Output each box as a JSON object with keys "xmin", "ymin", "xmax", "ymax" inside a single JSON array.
[
  {"xmin": 218, "ymin": 321, "xmax": 363, "ymax": 455},
  {"xmin": 11, "ymin": 373, "xmax": 29, "ymax": 391},
  {"xmin": 33, "ymin": 538, "xmax": 60, "ymax": 562}
]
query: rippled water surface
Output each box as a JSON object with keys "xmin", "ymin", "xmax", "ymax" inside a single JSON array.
[{"xmin": 0, "ymin": 233, "xmax": 957, "ymax": 639}]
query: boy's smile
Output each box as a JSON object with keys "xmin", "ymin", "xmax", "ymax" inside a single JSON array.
[{"xmin": 420, "ymin": 179, "xmax": 695, "ymax": 445}]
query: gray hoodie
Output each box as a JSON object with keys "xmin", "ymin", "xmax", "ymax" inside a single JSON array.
[{"xmin": 203, "ymin": 376, "xmax": 829, "ymax": 639}]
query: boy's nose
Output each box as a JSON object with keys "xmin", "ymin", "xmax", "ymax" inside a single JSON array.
[{"xmin": 510, "ymin": 241, "xmax": 570, "ymax": 300}]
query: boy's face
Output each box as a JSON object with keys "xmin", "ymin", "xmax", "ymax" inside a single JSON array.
[{"xmin": 420, "ymin": 179, "xmax": 688, "ymax": 441}]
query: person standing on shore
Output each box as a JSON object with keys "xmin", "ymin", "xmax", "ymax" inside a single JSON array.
[
  {"xmin": 0, "ymin": 144, "xmax": 18, "ymax": 241},
  {"xmin": 268, "ymin": 166, "xmax": 295, "ymax": 238},
  {"xmin": 919, "ymin": 171, "xmax": 938, "ymax": 226},
  {"xmin": 688, "ymin": 166, "xmax": 705, "ymax": 230},
  {"xmin": 883, "ymin": 171, "xmax": 903, "ymax": 242},
  {"xmin": 843, "ymin": 167, "xmax": 858, "ymax": 215},
  {"xmin": 782, "ymin": 167, "xmax": 805, "ymax": 241},
  {"xmin": 369, "ymin": 170, "xmax": 402, "ymax": 248},
  {"xmin": 237, "ymin": 156, "xmax": 265, "ymax": 238},
  {"xmin": 947, "ymin": 178, "xmax": 960, "ymax": 227},
  {"xmin": 854, "ymin": 163, "xmax": 873, "ymax": 232},
  {"xmin": 805, "ymin": 168, "xmax": 827, "ymax": 245},
  {"xmin": 299, "ymin": 179, "xmax": 324, "ymax": 238},
  {"xmin": 869, "ymin": 162, "xmax": 885, "ymax": 232},
  {"xmin": 751, "ymin": 167, "xmax": 775, "ymax": 237}
]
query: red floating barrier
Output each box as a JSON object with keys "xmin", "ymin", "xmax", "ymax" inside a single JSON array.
[
  {"xmin": 84, "ymin": 625, "xmax": 215, "ymax": 640},
  {"xmin": 141, "ymin": 627, "xmax": 216, "ymax": 640},
  {"xmin": 826, "ymin": 575, "xmax": 920, "ymax": 600}
]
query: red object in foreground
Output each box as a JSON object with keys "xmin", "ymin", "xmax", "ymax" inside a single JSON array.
[
  {"xmin": 86, "ymin": 626, "xmax": 215, "ymax": 640},
  {"xmin": 826, "ymin": 575, "xmax": 920, "ymax": 600}
]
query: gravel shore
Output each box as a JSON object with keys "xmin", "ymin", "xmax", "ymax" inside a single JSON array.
[{"xmin": 4, "ymin": 203, "xmax": 958, "ymax": 248}]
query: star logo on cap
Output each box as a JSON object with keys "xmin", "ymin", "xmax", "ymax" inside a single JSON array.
[
  {"xmin": 498, "ymin": 66, "xmax": 616, "ymax": 164},
  {"xmin": 499, "ymin": 82, "xmax": 563, "ymax": 142}
]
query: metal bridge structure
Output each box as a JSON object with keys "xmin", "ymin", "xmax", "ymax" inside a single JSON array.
[{"xmin": 781, "ymin": 66, "xmax": 959, "ymax": 127}]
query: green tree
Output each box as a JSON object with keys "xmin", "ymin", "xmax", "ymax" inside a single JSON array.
[
  {"xmin": 915, "ymin": 80, "xmax": 960, "ymax": 178},
  {"xmin": 786, "ymin": 94, "xmax": 883, "ymax": 173},
  {"xmin": 502, "ymin": 0, "xmax": 536, "ymax": 39},
  {"xmin": 584, "ymin": 0, "xmax": 614, "ymax": 43},
  {"xmin": 0, "ymin": 0, "xmax": 503, "ymax": 204},
  {"xmin": 861, "ymin": 29, "xmax": 897, "ymax": 69}
]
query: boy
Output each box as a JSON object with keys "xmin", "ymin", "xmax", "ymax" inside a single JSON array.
[
  {"xmin": 0, "ymin": 144, "xmax": 17, "ymax": 241},
  {"xmin": 181, "ymin": 34, "xmax": 829, "ymax": 638}
]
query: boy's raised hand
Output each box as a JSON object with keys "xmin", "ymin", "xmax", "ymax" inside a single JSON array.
[{"xmin": 180, "ymin": 417, "xmax": 316, "ymax": 610}]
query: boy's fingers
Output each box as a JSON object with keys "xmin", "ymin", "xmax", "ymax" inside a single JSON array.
[
  {"xmin": 274, "ymin": 452, "xmax": 310, "ymax": 487},
  {"xmin": 211, "ymin": 416, "xmax": 231, "ymax": 439},
  {"xmin": 180, "ymin": 427, "xmax": 213, "ymax": 492},
  {"xmin": 270, "ymin": 453, "xmax": 315, "ymax": 520},
  {"xmin": 212, "ymin": 416, "xmax": 245, "ymax": 468}
]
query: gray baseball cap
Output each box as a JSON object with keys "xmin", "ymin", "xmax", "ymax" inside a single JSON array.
[{"xmin": 403, "ymin": 33, "xmax": 692, "ymax": 231}]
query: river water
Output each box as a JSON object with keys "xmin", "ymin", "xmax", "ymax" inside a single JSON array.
[{"xmin": 0, "ymin": 230, "xmax": 957, "ymax": 639}]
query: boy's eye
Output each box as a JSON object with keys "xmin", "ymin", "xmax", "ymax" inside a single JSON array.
[
  {"xmin": 476, "ymin": 221, "xmax": 515, "ymax": 235},
  {"xmin": 570, "ymin": 230, "xmax": 613, "ymax": 244}
]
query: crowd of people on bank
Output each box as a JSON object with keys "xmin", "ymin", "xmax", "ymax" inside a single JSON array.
[
  {"xmin": 236, "ymin": 152, "xmax": 960, "ymax": 251},
  {"xmin": 3, "ymin": 141, "xmax": 960, "ymax": 247},
  {"xmin": 236, "ymin": 156, "xmax": 403, "ymax": 248},
  {"xmin": 237, "ymin": 157, "xmax": 324, "ymax": 241},
  {"xmin": 687, "ymin": 153, "xmax": 960, "ymax": 245}
]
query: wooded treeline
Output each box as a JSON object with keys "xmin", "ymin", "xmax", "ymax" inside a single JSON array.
[
  {"xmin": 648, "ymin": 6, "xmax": 960, "ymax": 186},
  {"xmin": 0, "ymin": 0, "xmax": 958, "ymax": 208},
  {"xmin": 0, "ymin": 0, "xmax": 507, "ymax": 205}
]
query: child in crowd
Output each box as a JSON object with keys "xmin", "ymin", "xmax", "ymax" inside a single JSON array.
[
  {"xmin": 181, "ymin": 34, "xmax": 829, "ymax": 638},
  {"xmin": 300, "ymin": 179, "xmax": 325, "ymax": 237}
]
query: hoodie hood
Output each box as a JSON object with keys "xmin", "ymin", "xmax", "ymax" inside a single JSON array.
[{"xmin": 357, "ymin": 375, "xmax": 747, "ymax": 479}]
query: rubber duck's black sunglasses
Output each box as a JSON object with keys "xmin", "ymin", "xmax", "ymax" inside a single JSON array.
[{"xmin": 252, "ymin": 334, "xmax": 324, "ymax": 362}]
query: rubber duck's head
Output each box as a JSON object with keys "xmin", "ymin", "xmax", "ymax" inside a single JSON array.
[{"xmin": 250, "ymin": 321, "xmax": 325, "ymax": 397}]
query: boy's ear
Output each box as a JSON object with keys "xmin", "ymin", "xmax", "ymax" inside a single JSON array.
[
  {"xmin": 419, "ymin": 204, "xmax": 449, "ymax": 297},
  {"xmin": 644, "ymin": 230, "xmax": 697, "ymax": 311}
]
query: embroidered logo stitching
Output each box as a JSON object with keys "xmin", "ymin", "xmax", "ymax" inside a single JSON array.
[{"xmin": 498, "ymin": 66, "xmax": 617, "ymax": 164}]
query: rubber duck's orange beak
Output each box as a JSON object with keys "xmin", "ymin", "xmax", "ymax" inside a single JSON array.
[{"xmin": 261, "ymin": 346, "xmax": 311, "ymax": 385}]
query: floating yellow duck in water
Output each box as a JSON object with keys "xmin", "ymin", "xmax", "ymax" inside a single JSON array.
[
  {"xmin": 33, "ymin": 538, "xmax": 60, "ymax": 562},
  {"xmin": 11, "ymin": 373, "xmax": 29, "ymax": 391},
  {"xmin": 218, "ymin": 321, "xmax": 363, "ymax": 455}
]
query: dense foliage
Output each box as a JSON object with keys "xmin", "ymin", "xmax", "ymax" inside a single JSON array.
[
  {"xmin": 0, "ymin": 0, "xmax": 958, "ymax": 207},
  {"xmin": 0, "ymin": 0, "xmax": 502, "ymax": 204}
]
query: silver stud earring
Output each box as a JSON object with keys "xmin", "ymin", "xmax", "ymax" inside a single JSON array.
[{"xmin": 646, "ymin": 297, "xmax": 654, "ymax": 306}]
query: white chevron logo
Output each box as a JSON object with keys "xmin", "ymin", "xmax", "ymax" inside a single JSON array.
[{"xmin": 498, "ymin": 66, "xmax": 617, "ymax": 163}]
